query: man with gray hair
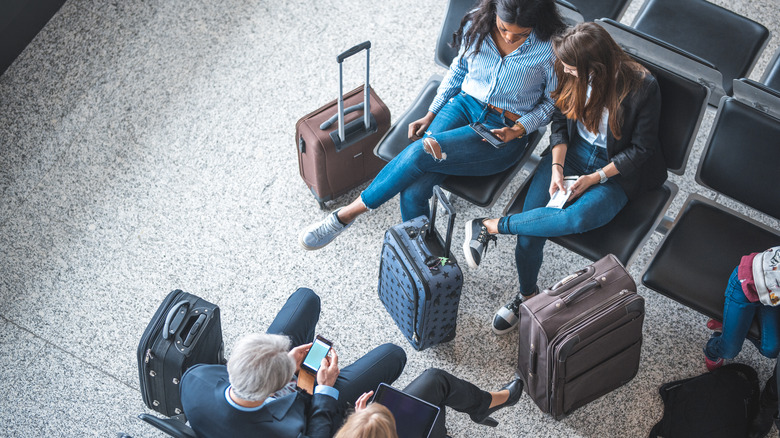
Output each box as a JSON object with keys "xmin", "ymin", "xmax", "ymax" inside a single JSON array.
[{"xmin": 181, "ymin": 287, "xmax": 407, "ymax": 438}]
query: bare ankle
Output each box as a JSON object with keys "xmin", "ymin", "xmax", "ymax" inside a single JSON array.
[{"xmin": 488, "ymin": 390, "xmax": 509, "ymax": 409}]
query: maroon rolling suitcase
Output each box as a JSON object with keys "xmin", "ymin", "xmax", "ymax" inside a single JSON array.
[
  {"xmin": 516, "ymin": 254, "xmax": 644, "ymax": 419},
  {"xmin": 295, "ymin": 41, "xmax": 391, "ymax": 209}
]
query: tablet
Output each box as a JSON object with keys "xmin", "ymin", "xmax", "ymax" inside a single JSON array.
[{"xmin": 372, "ymin": 383, "xmax": 440, "ymax": 438}]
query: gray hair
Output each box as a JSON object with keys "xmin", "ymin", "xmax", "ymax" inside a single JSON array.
[{"xmin": 227, "ymin": 333, "xmax": 295, "ymax": 402}]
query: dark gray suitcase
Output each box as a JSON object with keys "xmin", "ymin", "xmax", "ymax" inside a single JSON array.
[
  {"xmin": 137, "ymin": 290, "xmax": 225, "ymax": 417},
  {"xmin": 516, "ymin": 254, "xmax": 644, "ymax": 419},
  {"xmin": 378, "ymin": 186, "xmax": 463, "ymax": 350}
]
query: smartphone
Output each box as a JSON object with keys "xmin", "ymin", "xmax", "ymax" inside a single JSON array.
[
  {"xmin": 469, "ymin": 122, "xmax": 506, "ymax": 148},
  {"xmin": 301, "ymin": 335, "xmax": 333, "ymax": 374}
]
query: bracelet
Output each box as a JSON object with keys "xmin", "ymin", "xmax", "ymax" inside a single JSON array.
[{"xmin": 552, "ymin": 163, "xmax": 564, "ymax": 169}]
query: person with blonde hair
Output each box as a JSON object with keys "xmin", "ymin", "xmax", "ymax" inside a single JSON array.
[
  {"xmin": 334, "ymin": 403, "xmax": 398, "ymax": 438},
  {"xmin": 336, "ymin": 368, "xmax": 523, "ymax": 437}
]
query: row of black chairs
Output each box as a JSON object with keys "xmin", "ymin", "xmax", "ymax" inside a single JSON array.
[{"xmin": 375, "ymin": 0, "xmax": 779, "ymax": 341}]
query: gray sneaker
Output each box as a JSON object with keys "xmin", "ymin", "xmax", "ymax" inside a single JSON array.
[
  {"xmin": 492, "ymin": 287, "xmax": 539, "ymax": 335},
  {"xmin": 299, "ymin": 209, "xmax": 351, "ymax": 250}
]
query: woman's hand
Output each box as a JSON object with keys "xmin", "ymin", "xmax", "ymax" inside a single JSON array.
[
  {"xmin": 288, "ymin": 343, "xmax": 312, "ymax": 372},
  {"xmin": 491, "ymin": 123, "xmax": 526, "ymax": 143},
  {"xmin": 568, "ymin": 173, "xmax": 600, "ymax": 201},
  {"xmin": 354, "ymin": 391, "xmax": 374, "ymax": 412},
  {"xmin": 549, "ymin": 165, "xmax": 566, "ymax": 197},
  {"xmin": 408, "ymin": 112, "xmax": 436, "ymax": 140}
]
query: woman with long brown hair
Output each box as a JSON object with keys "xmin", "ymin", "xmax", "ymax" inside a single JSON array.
[{"xmin": 463, "ymin": 22, "xmax": 667, "ymax": 334}]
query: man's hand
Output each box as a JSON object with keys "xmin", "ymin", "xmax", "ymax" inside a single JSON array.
[
  {"xmin": 316, "ymin": 348, "xmax": 340, "ymax": 387},
  {"xmin": 408, "ymin": 112, "xmax": 436, "ymax": 140},
  {"xmin": 288, "ymin": 343, "xmax": 312, "ymax": 372},
  {"xmin": 491, "ymin": 123, "xmax": 525, "ymax": 142},
  {"xmin": 354, "ymin": 391, "xmax": 374, "ymax": 412}
]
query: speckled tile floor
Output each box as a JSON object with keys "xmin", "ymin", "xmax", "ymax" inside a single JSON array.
[{"xmin": 1, "ymin": 0, "xmax": 778, "ymax": 437}]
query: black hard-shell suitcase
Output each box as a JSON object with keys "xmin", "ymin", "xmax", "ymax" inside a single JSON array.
[
  {"xmin": 295, "ymin": 41, "xmax": 390, "ymax": 209},
  {"xmin": 378, "ymin": 186, "xmax": 463, "ymax": 350},
  {"xmin": 137, "ymin": 290, "xmax": 225, "ymax": 417},
  {"xmin": 516, "ymin": 254, "xmax": 644, "ymax": 419}
]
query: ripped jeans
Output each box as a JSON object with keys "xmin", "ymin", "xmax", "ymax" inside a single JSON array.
[{"xmin": 360, "ymin": 92, "xmax": 529, "ymax": 221}]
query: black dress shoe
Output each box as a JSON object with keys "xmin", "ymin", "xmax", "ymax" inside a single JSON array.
[{"xmin": 470, "ymin": 378, "xmax": 524, "ymax": 426}]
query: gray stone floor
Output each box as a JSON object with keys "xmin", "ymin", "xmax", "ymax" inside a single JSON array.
[{"xmin": 1, "ymin": 0, "xmax": 778, "ymax": 437}]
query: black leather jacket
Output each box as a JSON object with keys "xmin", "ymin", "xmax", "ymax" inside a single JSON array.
[{"xmin": 545, "ymin": 73, "xmax": 667, "ymax": 200}]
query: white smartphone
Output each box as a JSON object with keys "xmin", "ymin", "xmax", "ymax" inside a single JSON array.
[{"xmin": 546, "ymin": 176, "xmax": 579, "ymax": 209}]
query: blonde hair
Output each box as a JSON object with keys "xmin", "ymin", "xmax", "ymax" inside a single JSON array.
[{"xmin": 335, "ymin": 403, "xmax": 399, "ymax": 438}]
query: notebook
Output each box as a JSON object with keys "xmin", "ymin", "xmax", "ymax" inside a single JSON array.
[{"xmin": 372, "ymin": 383, "xmax": 440, "ymax": 438}]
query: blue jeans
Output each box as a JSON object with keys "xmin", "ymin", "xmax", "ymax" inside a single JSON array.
[
  {"xmin": 267, "ymin": 288, "xmax": 407, "ymax": 407},
  {"xmin": 497, "ymin": 136, "xmax": 628, "ymax": 295},
  {"xmin": 704, "ymin": 268, "xmax": 780, "ymax": 361},
  {"xmin": 361, "ymin": 92, "xmax": 530, "ymax": 222}
]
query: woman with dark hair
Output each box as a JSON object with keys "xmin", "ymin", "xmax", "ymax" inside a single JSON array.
[
  {"xmin": 463, "ymin": 22, "xmax": 667, "ymax": 334},
  {"xmin": 300, "ymin": 0, "xmax": 566, "ymax": 251}
]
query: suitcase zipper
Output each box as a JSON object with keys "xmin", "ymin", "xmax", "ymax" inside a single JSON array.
[
  {"xmin": 382, "ymin": 239, "xmax": 421, "ymax": 343},
  {"xmin": 388, "ymin": 228, "xmax": 432, "ymax": 300},
  {"xmin": 138, "ymin": 290, "xmax": 186, "ymax": 409},
  {"xmin": 555, "ymin": 291, "xmax": 628, "ymax": 336},
  {"xmin": 387, "ymin": 228, "xmax": 433, "ymax": 344}
]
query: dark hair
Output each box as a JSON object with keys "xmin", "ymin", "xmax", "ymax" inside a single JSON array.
[
  {"xmin": 551, "ymin": 22, "xmax": 648, "ymax": 140},
  {"xmin": 452, "ymin": 0, "xmax": 566, "ymax": 57}
]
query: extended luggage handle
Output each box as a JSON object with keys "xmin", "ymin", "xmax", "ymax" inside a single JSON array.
[
  {"xmin": 428, "ymin": 186, "xmax": 456, "ymax": 258},
  {"xmin": 336, "ymin": 41, "xmax": 372, "ymax": 143}
]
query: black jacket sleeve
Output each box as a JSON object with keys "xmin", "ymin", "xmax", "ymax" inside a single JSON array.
[
  {"xmin": 610, "ymin": 75, "xmax": 662, "ymax": 177},
  {"xmin": 548, "ymin": 105, "xmax": 570, "ymax": 148},
  {"xmin": 304, "ymin": 393, "xmax": 343, "ymax": 438}
]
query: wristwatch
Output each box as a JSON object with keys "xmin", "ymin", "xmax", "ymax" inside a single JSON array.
[{"xmin": 597, "ymin": 168, "xmax": 608, "ymax": 184}]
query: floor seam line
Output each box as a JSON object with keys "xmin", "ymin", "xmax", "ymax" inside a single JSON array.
[{"xmin": 0, "ymin": 314, "xmax": 140, "ymax": 393}]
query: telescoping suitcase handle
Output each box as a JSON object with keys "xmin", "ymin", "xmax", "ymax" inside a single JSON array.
[
  {"xmin": 334, "ymin": 41, "xmax": 372, "ymax": 144},
  {"xmin": 428, "ymin": 186, "xmax": 456, "ymax": 258}
]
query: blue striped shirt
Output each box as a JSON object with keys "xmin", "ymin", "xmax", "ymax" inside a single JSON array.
[{"xmin": 429, "ymin": 27, "xmax": 558, "ymax": 133}]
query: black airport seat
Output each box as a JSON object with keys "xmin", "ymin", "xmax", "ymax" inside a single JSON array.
[
  {"xmin": 642, "ymin": 79, "xmax": 780, "ymax": 338},
  {"xmin": 632, "ymin": 0, "xmax": 770, "ymax": 105},
  {"xmin": 503, "ymin": 19, "xmax": 714, "ymax": 267},
  {"xmin": 564, "ymin": 0, "xmax": 631, "ymax": 21},
  {"xmin": 138, "ymin": 413, "xmax": 197, "ymax": 438},
  {"xmin": 762, "ymin": 48, "xmax": 780, "ymax": 93},
  {"xmin": 374, "ymin": 0, "xmax": 583, "ymax": 209}
]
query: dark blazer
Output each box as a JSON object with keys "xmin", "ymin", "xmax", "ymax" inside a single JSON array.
[
  {"xmin": 181, "ymin": 364, "xmax": 342, "ymax": 438},
  {"xmin": 546, "ymin": 73, "xmax": 667, "ymax": 200}
]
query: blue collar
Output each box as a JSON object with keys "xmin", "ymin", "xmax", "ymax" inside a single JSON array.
[{"xmin": 224, "ymin": 386, "xmax": 273, "ymax": 412}]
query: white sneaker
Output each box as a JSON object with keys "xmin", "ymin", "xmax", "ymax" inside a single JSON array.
[{"xmin": 299, "ymin": 209, "xmax": 351, "ymax": 250}]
